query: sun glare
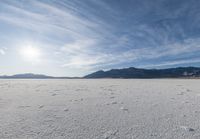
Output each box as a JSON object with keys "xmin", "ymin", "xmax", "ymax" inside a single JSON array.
[{"xmin": 20, "ymin": 46, "xmax": 41, "ymax": 62}]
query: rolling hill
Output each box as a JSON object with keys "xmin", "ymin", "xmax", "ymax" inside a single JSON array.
[{"xmin": 84, "ymin": 67, "xmax": 200, "ymax": 78}]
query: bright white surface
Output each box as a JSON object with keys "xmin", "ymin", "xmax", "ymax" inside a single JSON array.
[{"xmin": 0, "ymin": 79, "xmax": 200, "ymax": 139}]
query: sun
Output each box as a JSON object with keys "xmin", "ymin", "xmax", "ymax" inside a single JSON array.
[{"xmin": 20, "ymin": 46, "xmax": 41, "ymax": 62}]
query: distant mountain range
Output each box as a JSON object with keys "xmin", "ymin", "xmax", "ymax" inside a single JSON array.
[
  {"xmin": 1, "ymin": 67, "xmax": 200, "ymax": 79},
  {"xmin": 0, "ymin": 73, "xmax": 78, "ymax": 79},
  {"xmin": 84, "ymin": 67, "xmax": 200, "ymax": 78}
]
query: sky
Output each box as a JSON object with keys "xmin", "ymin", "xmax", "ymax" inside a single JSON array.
[{"xmin": 0, "ymin": 0, "xmax": 200, "ymax": 77}]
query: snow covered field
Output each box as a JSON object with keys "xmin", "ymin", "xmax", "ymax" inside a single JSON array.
[{"xmin": 0, "ymin": 79, "xmax": 200, "ymax": 139}]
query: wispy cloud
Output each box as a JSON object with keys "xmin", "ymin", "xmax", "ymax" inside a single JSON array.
[
  {"xmin": 0, "ymin": 0, "xmax": 200, "ymax": 76},
  {"xmin": 141, "ymin": 58, "xmax": 200, "ymax": 68},
  {"xmin": 0, "ymin": 1, "xmax": 115, "ymax": 39}
]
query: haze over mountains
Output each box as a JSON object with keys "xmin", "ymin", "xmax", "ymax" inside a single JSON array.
[
  {"xmin": 0, "ymin": 73, "xmax": 77, "ymax": 79},
  {"xmin": 1, "ymin": 67, "xmax": 200, "ymax": 79}
]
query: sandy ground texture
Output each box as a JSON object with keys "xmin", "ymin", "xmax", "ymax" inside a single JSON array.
[{"xmin": 0, "ymin": 79, "xmax": 200, "ymax": 139}]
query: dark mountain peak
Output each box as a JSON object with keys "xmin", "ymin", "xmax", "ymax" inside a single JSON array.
[
  {"xmin": 84, "ymin": 67, "xmax": 200, "ymax": 78},
  {"xmin": 84, "ymin": 70, "xmax": 105, "ymax": 78},
  {"xmin": 95, "ymin": 70, "xmax": 105, "ymax": 73}
]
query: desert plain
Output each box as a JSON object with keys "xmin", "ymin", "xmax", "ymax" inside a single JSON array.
[{"xmin": 0, "ymin": 79, "xmax": 200, "ymax": 139}]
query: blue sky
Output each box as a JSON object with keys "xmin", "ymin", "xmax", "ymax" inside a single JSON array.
[{"xmin": 0, "ymin": 0, "xmax": 200, "ymax": 76}]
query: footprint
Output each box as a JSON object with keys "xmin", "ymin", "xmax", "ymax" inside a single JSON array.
[
  {"xmin": 186, "ymin": 89, "xmax": 191, "ymax": 92},
  {"xmin": 54, "ymin": 89, "xmax": 61, "ymax": 92},
  {"xmin": 177, "ymin": 92, "xmax": 185, "ymax": 95},
  {"xmin": 18, "ymin": 105, "xmax": 31, "ymax": 108},
  {"xmin": 182, "ymin": 101, "xmax": 189, "ymax": 104},
  {"xmin": 111, "ymin": 101, "xmax": 117, "ymax": 105},
  {"xmin": 72, "ymin": 99, "xmax": 84, "ymax": 102},
  {"xmin": 150, "ymin": 133, "xmax": 158, "ymax": 137},
  {"xmin": 152, "ymin": 104, "xmax": 158, "ymax": 107},
  {"xmin": 180, "ymin": 126, "xmax": 195, "ymax": 132},
  {"xmin": 64, "ymin": 109, "xmax": 69, "ymax": 112},
  {"xmin": 104, "ymin": 130, "xmax": 118, "ymax": 139},
  {"xmin": 194, "ymin": 110, "xmax": 200, "ymax": 114},
  {"xmin": 52, "ymin": 93, "xmax": 57, "ymax": 96},
  {"xmin": 182, "ymin": 114, "xmax": 187, "ymax": 117},
  {"xmin": 120, "ymin": 107, "xmax": 129, "ymax": 112},
  {"xmin": 39, "ymin": 105, "xmax": 44, "ymax": 109}
]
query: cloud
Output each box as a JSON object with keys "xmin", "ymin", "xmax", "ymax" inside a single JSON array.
[
  {"xmin": 1, "ymin": 0, "xmax": 200, "ymax": 76},
  {"xmin": 0, "ymin": 0, "xmax": 114, "ymax": 40},
  {"xmin": 60, "ymin": 39, "xmax": 96, "ymax": 55},
  {"xmin": 141, "ymin": 58, "xmax": 200, "ymax": 68},
  {"xmin": 59, "ymin": 35, "xmax": 200, "ymax": 72},
  {"xmin": 0, "ymin": 49, "xmax": 5, "ymax": 55},
  {"xmin": 60, "ymin": 38, "xmax": 106, "ymax": 69}
]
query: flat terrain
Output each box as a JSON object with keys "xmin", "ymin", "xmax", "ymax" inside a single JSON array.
[{"xmin": 0, "ymin": 79, "xmax": 200, "ymax": 139}]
